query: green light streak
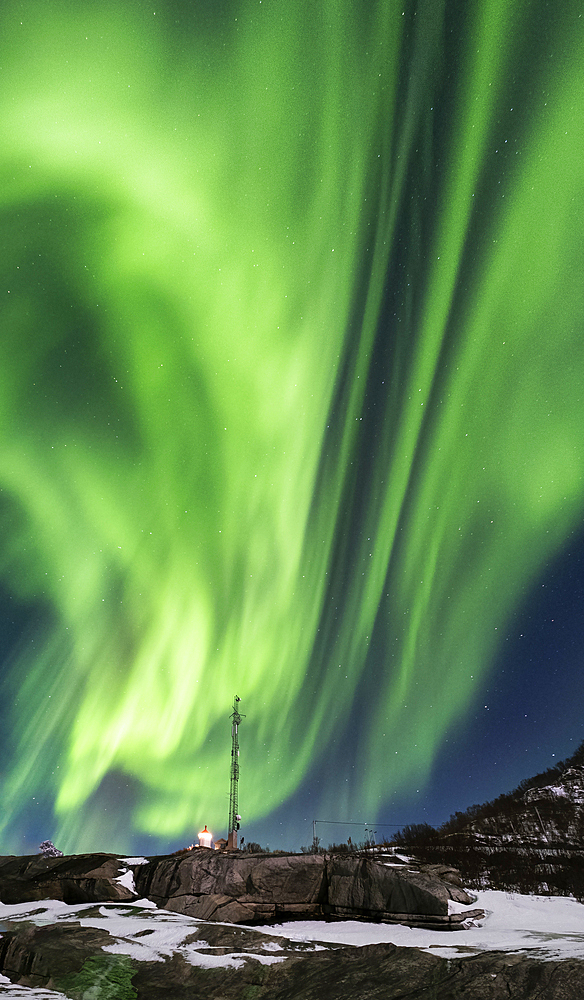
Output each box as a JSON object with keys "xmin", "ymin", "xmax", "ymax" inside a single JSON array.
[{"xmin": 0, "ymin": 1, "xmax": 583, "ymax": 851}]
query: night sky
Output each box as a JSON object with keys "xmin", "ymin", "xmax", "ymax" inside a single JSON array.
[{"xmin": 1, "ymin": 0, "xmax": 583, "ymax": 855}]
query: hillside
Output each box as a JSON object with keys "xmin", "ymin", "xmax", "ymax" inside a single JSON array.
[{"xmin": 393, "ymin": 741, "xmax": 584, "ymax": 897}]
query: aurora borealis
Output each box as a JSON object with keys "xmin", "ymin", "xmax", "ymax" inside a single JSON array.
[{"xmin": 1, "ymin": 0, "xmax": 583, "ymax": 854}]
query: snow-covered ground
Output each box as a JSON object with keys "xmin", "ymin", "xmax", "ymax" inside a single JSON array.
[
  {"xmin": 0, "ymin": 981, "xmax": 67, "ymax": 1000},
  {"xmin": 264, "ymin": 891, "xmax": 584, "ymax": 961},
  {"xmin": 0, "ymin": 890, "xmax": 583, "ymax": 996},
  {"xmin": 0, "ymin": 898, "xmax": 286, "ymax": 969}
]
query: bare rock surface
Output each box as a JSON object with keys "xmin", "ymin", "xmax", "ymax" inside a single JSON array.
[
  {"xmin": 135, "ymin": 850, "xmax": 326, "ymax": 923},
  {"xmin": 134, "ymin": 850, "xmax": 477, "ymax": 926},
  {"xmin": 0, "ymin": 851, "xmax": 479, "ymax": 928},
  {"xmin": 326, "ymin": 854, "xmax": 450, "ymax": 915},
  {"xmin": 0, "ymin": 854, "xmax": 136, "ymax": 905}
]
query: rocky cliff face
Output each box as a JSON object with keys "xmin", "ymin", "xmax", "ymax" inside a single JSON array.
[
  {"xmin": 463, "ymin": 767, "xmax": 584, "ymax": 846},
  {"xmin": 400, "ymin": 766, "xmax": 584, "ymax": 898}
]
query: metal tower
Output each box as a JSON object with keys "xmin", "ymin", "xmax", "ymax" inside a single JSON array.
[{"xmin": 228, "ymin": 695, "xmax": 244, "ymax": 849}]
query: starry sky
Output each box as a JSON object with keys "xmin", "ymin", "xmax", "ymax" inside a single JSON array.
[{"xmin": 1, "ymin": 0, "xmax": 583, "ymax": 855}]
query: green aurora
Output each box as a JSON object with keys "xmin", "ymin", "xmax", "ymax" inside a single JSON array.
[{"xmin": 1, "ymin": 0, "xmax": 583, "ymax": 852}]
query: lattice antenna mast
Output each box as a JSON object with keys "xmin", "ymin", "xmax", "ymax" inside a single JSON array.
[{"xmin": 228, "ymin": 695, "xmax": 245, "ymax": 849}]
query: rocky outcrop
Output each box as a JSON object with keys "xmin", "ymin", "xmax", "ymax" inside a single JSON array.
[
  {"xmin": 0, "ymin": 853, "xmax": 137, "ymax": 905},
  {"xmin": 525, "ymin": 768, "xmax": 584, "ymax": 804},
  {"xmin": 134, "ymin": 850, "xmax": 325, "ymax": 923},
  {"xmin": 1, "ymin": 911, "xmax": 583, "ymax": 1000},
  {"xmin": 0, "ymin": 850, "xmax": 481, "ymax": 929},
  {"xmin": 0, "ymin": 921, "xmax": 115, "ymax": 992},
  {"xmin": 134, "ymin": 850, "xmax": 479, "ymax": 927}
]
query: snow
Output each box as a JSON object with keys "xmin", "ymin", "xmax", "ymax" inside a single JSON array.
[
  {"xmin": 448, "ymin": 898, "xmax": 475, "ymax": 915},
  {"xmin": 113, "ymin": 857, "xmax": 154, "ymax": 895},
  {"xmin": 0, "ymin": 900, "xmax": 285, "ymax": 971},
  {"xmin": 0, "ymin": 890, "xmax": 583, "ymax": 987},
  {"xmin": 0, "ymin": 978, "xmax": 68, "ymax": 999},
  {"xmin": 113, "ymin": 868, "xmax": 137, "ymax": 894},
  {"xmin": 263, "ymin": 891, "xmax": 584, "ymax": 961}
]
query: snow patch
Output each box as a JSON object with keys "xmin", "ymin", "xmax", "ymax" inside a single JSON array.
[
  {"xmin": 448, "ymin": 897, "xmax": 477, "ymax": 915},
  {"xmin": 0, "ymin": 976, "xmax": 68, "ymax": 999},
  {"xmin": 114, "ymin": 868, "xmax": 137, "ymax": 894}
]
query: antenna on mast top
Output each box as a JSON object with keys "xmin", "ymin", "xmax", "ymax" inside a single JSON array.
[{"xmin": 228, "ymin": 695, "xmax": 245, "ymax": 850}]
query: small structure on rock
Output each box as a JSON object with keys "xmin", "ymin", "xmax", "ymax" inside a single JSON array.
[{"xmin": 198, "ymin": 826, "xmax": 213, "ymax": 849}]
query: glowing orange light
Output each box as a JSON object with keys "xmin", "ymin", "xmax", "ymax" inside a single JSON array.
[{"xmin": 198, "ymin": 825, "xmax": 212, "ymax": 848}]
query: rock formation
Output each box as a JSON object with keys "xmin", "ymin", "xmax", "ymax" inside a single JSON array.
[
  {"xmin": 0, "ymin": 850, "xmax": 480, "ymax": 928},
  {"xmin": 2, "ymin": 851, "xmax": 584, "ymax": 998},
  {"xmin": 0, "ymin": 907, "xmax": 583, "ymax": 999},
  {"xmin": 0, "ymin": 853, "xmax": 137, "ymax": 905}
]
